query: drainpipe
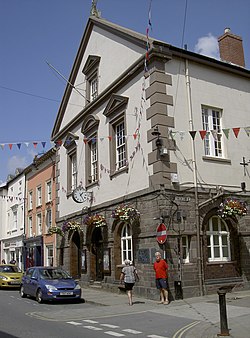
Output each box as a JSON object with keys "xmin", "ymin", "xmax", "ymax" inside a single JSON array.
[{"xmin": 185, "ymin": 59, "xmax": 203, "ymax": 296}]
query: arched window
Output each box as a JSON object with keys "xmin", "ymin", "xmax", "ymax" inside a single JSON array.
[
  {"xmin": 206, "ymin": 216, "xmax": 231, "ymax": 262},
  {"xmin": 121, "ymin": 224, "xmax": 133, "ymax": 264}
]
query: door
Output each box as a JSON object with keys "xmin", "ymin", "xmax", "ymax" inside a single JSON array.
[{"xmin": 91, "ymin": 227, "xmax": 103, "ymax": 281}]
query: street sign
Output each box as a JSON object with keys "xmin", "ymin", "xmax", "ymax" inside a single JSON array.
[{"xmin": 156, "ymin": 223, "xmax": 167, "ymax": 244}]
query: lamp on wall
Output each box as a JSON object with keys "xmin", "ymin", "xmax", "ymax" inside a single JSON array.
[{"xmin": 151, "ymin": 126, "xmax": 168, "ymax": 157}]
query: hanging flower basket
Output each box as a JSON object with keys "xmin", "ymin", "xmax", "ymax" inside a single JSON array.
[
  {"xmin": 62, "ymin": 221, "xmax": 82, "ymax": 233},
  {"xmin": 112, "ymin": 204, "xmax": 140, "ymax": 223},
  {"xmin": 48, "ymin": 226, "xmax": 64, "ymax": 237},
  {"xmin": 219, "ymin": 198, "xmax": 247, "ymax": 218},
  {"xmin": 83, "ymin": 214, "xmax": 107, "ymax": 228}
]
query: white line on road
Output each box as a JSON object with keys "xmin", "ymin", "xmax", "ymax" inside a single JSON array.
[
  {"xmin": 83, "ymin": 325, "xmax": 103, "ymax": 331},
  {"xmin": 122, "ymin": 328, "xmax": 142, "ymax": 334},
  {"xmin": 83, "ymin": 319, "xmax": 99, "ymax": 323},
  {"xmin": 104, "ymin": 331, "xmax": 125, "ymax": 337},
  {"xmin": 147, "ymin": 335, "xmax": 170, "ymax": 338},
  {"xmin": 101, "ymin": 324, "xmax": 120, "ymax": 328},
  {"xmin": 67, "ymin": 321, "xmax": 82, "ymax": 326}
]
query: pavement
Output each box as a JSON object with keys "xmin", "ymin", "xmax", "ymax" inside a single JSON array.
[
  {"xmin": 81, "ymin": 286, "xmax": 250, "ymax": 338},
  {"xmin": 30, "ymin": 286, "xmax": 250, "ymax": 337}
]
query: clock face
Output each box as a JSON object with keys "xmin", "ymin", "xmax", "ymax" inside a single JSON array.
[{"xmin": 72, "ymin": 187, "xmax": 88, "ymax": 203}]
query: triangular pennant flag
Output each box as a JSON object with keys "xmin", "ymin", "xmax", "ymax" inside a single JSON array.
[
  {"xmin": 189, "ymin": 131, "xmax": 197, "ymax": 140},
  {"xmin": 24, "ymin": 142, "xmax": 29, "ymax": 147},
  {"xmin": 83, "ymin": 138, "xmax": 88, "ymax": 144},
  {"xmin": 244, "ymin": 127, "xmax": 250, "ymax": 136},
  {"xmin": 8, "ymin": 144, "xmax": 13, "ymax": 150},
  {"xmin": 100, "ymin": 137, "xmax": 104, "ymax": 142},
  {"xmin": 0, "ymin": 144, "xmax": 4, "ymax": 150},
  {"xmin": 91, "ymin": 137, "xmax": 96, "ymax": 144},
  {"xmin": 222, "ymin": 129, "xmax": 230, "ymax": 139},
  {"xmin": 56, "ymin": 140, "xmax": 62, "ymax": 146},
  {"xmin": 33, "ymin": 142, "xmax": 38, "ymax": 149},
  {"xmin": 199, "ymin": 130, "xmax": 207, "ymax": 140},
  {"xmin": 133, "ymin": 133, "xmax": 137, "ymax": 140},
  {"xmin": 41, "ymin": 141, "xmax": 46, "ymax": 148},
  {"xmin": 107, "ymin": 136, "xmax": 112, "ymax": 141},
  {"xmin": 232, "ymin": 127, "xmax": 240, "ymax": 138},
  {"xmin": 17, "ymin": 143, "xmax": 21, "ymax": 149},
  {"xmin": 211, "ymin": 130, "xmax": 218, "ymax": 140}
]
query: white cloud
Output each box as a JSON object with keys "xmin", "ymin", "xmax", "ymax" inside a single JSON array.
[
  {"xmin": 194, "ymin": 33, "xmax": 220, "ymax": 60},
  {"xmin": 7, "ymin": 155, "xmax": 29, "ymax": 175}
]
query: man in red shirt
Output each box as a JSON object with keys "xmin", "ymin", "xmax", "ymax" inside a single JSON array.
[{"xmin": 153, "ymin": 251, "xmax": 169, "ymax": 304}]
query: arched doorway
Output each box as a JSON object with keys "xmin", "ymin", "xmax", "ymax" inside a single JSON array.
[
  {"xmin": 69, "ymin": 231, "xmax": 81, "ymax": 278},
  {"xmin": 91, "ymin": 227, "xmax": 103, "ymax": 281}
]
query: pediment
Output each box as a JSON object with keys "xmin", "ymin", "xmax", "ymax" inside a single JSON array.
[
  {"xmin": 63, "ymin": 132, "xmax": 79, "ymax": 149},
  {"xmin": 82, "ymin": 55, "xmax": 101, "ymax": 75},
  {"xmin": 82, "ymin": 115, "xmax": 100, "ymax": 135},
  {"xmin": 103, "ymin": 94, "xmax": 129, "ymax": 118}
]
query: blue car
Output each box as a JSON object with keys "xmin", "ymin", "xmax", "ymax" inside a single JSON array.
[{"xmin": 20, "ymin": 267, "xmax": 81, "ymax": 303}]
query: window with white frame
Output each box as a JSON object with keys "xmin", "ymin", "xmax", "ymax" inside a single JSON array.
[
  {"xmin": 36, "ymin": 186, "xmax": 42, "ymax": 206},
  {"xmin": 28, "ymin": 216, "xmax": 32, "ymax": 237},
  {"xmin": 70, "ymin": 152, "xmax": 77, "ymax": 191},
  {"xmin": 202, "ymin": 106, "xmax": 223, "ymax": 157},
  {"xmin": 90, "ymin": 138, "xmax": 98, "ymax": 183},
  {"xmin": 182, "ymin": 236, "xmax": 190, "ymax": 263},
  {"xmin": 46, "ymin": 245, "xmax": 54, "ymax": 266},
  {"xmin": 46, "ymin": 209, "xmax": 52, "ymax": 231},
  {"xmin": 115, "ymin": 121, "xmax": 126, "ymax": 170},
  {"xmin": 90, "ymin": 75, "xmax": 98, "ymax": 102},
  {"xmin": 29, "ymin": 191, "xmax": 33, "ymax": 210},
  {"xmin": 13, "ymin": 209, "xmax": 17, "ymax": 231},
  {"xmin": 121, "ymin": 224, "xmax": 133, "ymax": 264},
  {"xmin": 206, "ymin": 216, "xmax": 231, "ymax": 262},
  {"xmin": 36, "ymin": 213, "xmax": 42, "ymax": 235},
  {"xmin": 46, "ymin": 180, "xmax": 52, "ymax": 202}
]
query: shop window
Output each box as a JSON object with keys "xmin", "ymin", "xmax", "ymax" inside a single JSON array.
[{"xmin": 206, "ymin": 216, "xmax": 231, "ymax": 262}]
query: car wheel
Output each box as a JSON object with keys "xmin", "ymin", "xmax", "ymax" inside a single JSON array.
[
  {"xmin": 20, "ymin": 285, "xmax": 27, "ymax": 298},
  {"xmin": 36, "ymin": 289, "xmax": 43, "ymax": 304}
]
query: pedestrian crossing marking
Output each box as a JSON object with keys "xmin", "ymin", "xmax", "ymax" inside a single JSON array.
[
  {"xmin": 67, "ymin": 321, "xmax": 82, "ymax": 326},
  {"xmin": 83, "ymin": 325, "xmax": 103, "ymax": 331},
  {"xmin": 101, "ymin": 324, "xmax": 120, "ymax": 328},
  {"xmin": 122, "ymin": 328, "xmax": 142, "ymax": 334},
  {"xmin": 147, "ymin": 335, "xmax": 169, "ymax": 338},
  {"xmin": 104, "ymin": 332, "xmax": 125, "ymax": 337},
  {"xmin": 83, "ymin": 319, "xmax": 99, "ymax": 323}
]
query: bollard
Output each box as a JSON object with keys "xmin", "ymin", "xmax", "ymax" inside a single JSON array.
[{"xmin": 217, "ymin": 289, "xmax": 230, "ymax": 336}]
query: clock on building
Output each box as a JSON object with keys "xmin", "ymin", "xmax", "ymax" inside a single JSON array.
[{"xmin": 72, "ymin": 187, "xmax": 88, "ymax": 203}]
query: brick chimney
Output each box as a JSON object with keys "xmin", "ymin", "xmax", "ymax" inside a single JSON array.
[{"xmin": 218, "ymin": 28, "xmax": 245, "ymax": 67}]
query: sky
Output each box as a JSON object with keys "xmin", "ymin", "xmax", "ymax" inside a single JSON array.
[{"xmin": 0, "ymin": 0, "xmax": 249, "ymax": 184}]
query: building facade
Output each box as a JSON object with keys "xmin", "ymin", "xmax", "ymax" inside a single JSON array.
[{"xmin": 51, "ymin": 15, "xmax": 250, "ymax": 299}]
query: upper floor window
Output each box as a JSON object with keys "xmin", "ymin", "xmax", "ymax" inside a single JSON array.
[
  {"xmin": 36, "ymin": 213, "xmax": 42, "ymax": 235},
  {"xmin": 82, "ymin": 115, "xmax": 100, "ymax": 186},
  {"xmin": 115, "ymin": 121, "xmax": 126, "ymax": 170},
  {"xmin": 206, "ymin": 216, "xmax": 231, "ymax": 262},
  {"xmin": 103, "ymin": 94, "xmax": 129, "ymax": 177},
  {"xmin": 82, "ymin": 55, "xmax": 100, "ymax": 104},
  {"xmin": 28, "ymin": 191, "xmax": 33, "ymax": 210},
  {"xmin": 64, "ymin": 133, "xmax": 79, "ymax": 194},
  {"xmin": 36, "ymin": 186, "xmax": 42, "ymax": 206},
  {"xmin": 46, "ymin": 209, "xmax": 52, "ymax": 231},
  {"xmin": 13, "ymin": 210, "xmax": 17, "ymax": 230},
  {"xmin": 121, "ymin": 224, "xmax": 133, "ymax": 264},
  {"xmin": 28, "ymin": 216, "xmax": 33, "ymax": 237},
  {"xmin": 202, "ymin": 106, "xmax": 223, "ymax": 157},
  {"xmin": 46, "ymin": 180, "xmax": 52, "ymax": 202}
]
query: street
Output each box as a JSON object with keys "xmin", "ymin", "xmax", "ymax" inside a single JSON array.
[{"xmin": 0, "ymin": 289, "xmax": 198, "ymax": 338}]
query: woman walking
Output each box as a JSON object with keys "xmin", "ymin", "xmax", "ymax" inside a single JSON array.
[{"xmin": 120, "ymin": 259, "xmax": 139, "ymax": 306}]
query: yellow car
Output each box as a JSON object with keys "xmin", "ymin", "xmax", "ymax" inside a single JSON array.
[{"xmin": 0, "ymin": 264, "xmax": 23, "ymax": 288}]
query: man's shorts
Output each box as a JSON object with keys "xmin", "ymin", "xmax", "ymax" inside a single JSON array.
[
  {"xmin": 124, "ymin": 282, "xmax": 135, "ymax": 291},
  {"xmin": 156, "ymin": 278, "xmax": 169, "ymax": 290}
]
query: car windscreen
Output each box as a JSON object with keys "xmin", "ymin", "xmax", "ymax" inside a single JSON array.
[
  {"xmin": 0, "ymin": 265, "xmax": 20, "ymax": 273},
  {"xmin": 39, "ymin": 269, "xmax": 71, "ymax": 280}
]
